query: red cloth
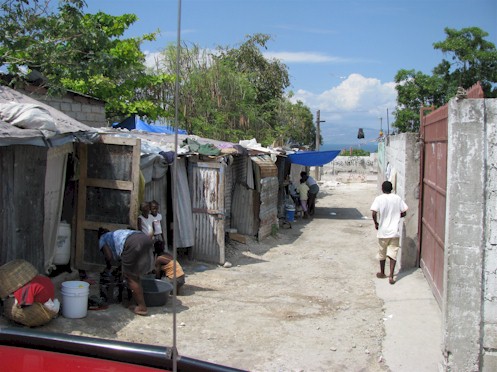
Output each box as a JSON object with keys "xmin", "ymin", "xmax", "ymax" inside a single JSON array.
[{"xmin": 13, "ymin": 275, "xmax": 54, "ymax": 306}]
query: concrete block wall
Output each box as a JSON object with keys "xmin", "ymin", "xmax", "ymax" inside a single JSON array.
[
  {"xmin": 444, "ymin": 98, "xmax": 497, "ymax": 371},
  {"xmin": 327, "ymin": 155, "xmax": 377, "ymax": 174},
  {"xmin": 20, "ymin": 86, "xmax": 107, "ymax": 128},
  {"xmin": 483, "ymin": 99, "xmax": 497, "ymax": 371},
  {"xmin": 381, "ymin": 133, "xmax": 420, "ymax": 270}
]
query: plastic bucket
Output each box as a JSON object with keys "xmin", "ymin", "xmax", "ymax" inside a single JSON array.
[
  {"xmin": 53, "ymin": 222, "xmax": 71, "ymax": 265},
  {"xmin": 285, "ymin": 206, "xmax": 296, "ymax": 222},
  {"xmin": 61, "ymin": 281, "xmax": 89, "ymax": 319}
]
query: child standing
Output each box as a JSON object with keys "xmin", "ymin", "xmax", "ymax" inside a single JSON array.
[
  {"xmin": 137, "ymin": 201, "xmax": 154, "ymax": 239},
  {"xmin": 297, "ymin": 178, "xmax": 310, "ymax": 219},
  {"xmin": 150, "ymin": 200, "xmax": 165, "ymax": 253}
]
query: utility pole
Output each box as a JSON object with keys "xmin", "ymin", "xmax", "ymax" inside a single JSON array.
[
  {"xmin": 315, "ymin": 110, "xmax": 325, "ymax": 180},
  {"xmin": 316, "ymin": 110, "xmax": 321, "ymax": 151}
]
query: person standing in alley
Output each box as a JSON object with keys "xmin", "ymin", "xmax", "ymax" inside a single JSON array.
[
  {"xmin": 98, "ymin": 228, "xmax": 153, "ymax": 316},
  {"xmin": 300, "ymin": 171, "xmax": 319, "ymax": 216},
  {"xmin": 370, "ymin": 181, "xmax": 408, "ymax": 285},
  {"xmin": 297, "ymin": 177, "xmax": 310, "ymax": 219}
]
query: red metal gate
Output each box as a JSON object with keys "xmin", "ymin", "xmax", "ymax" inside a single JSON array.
[
  {"xmin": 418, "ymin": 83, "xmax": 484, "ymax": 306},
  {"xmin": 418, "ymin": 105, "xmax": 448, "ymax": 307}
]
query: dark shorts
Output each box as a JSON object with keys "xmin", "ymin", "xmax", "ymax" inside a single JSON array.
[
  {"xmin": 121, "ymin": 232, "xmax": 153, "ymax": 278},
  {"xmin": 309, "ymin": 184, "xmax": 319, "ymax": 195}
]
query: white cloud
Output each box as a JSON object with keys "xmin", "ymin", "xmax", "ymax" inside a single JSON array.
[
  {"xmin": 289, "ymin": 73, "xmax": 397, "ymax": 144},
  {"xmin": 291, "ymin": 73, "xmax": 397, "ymax": 116},
  {"xmin": 144, "ymin": 51, "xmax": 164, "ymax": 69},
  {"xmin": 263, "ymin": 51, "xmax": 346, "ymax": 63}
]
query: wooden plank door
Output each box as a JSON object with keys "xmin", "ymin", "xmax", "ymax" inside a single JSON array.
[{"xmin": 75, "ymin": 135, "xmax": 141, "ymax": 272}]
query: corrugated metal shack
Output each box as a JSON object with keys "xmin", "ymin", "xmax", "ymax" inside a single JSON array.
[
  {"xmin": 99, "ymin": 129, "xmax": 288, "ymax": 264},
  {"xmin": 1, "ymin": 85, "xmax": 291, "ymax": 272},
  {"xmin": 0, "ymin": 86, "xmax": 98, "ymax": 274}
]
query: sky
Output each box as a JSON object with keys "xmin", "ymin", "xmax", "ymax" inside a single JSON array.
[{"xmin": 85, "ymin": 0, "xmax": 496, "ymax": 147}]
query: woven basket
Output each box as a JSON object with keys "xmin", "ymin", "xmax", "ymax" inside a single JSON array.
[
  {"xmin": 0, "ymin": 259, "xmax": 38, "ymax": 298},
  {"xmin": 3, "ymin": 297, "xmax": 58, "ymax": 327}
]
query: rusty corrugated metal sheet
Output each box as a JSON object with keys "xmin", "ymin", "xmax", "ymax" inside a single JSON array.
[
  {"xmin": 258, "ymin": 176, "xmax": 279, "ymax": 240},
  {"xmin": 231, "ymin": 183, "xmax": 259, "ymax": 236},
  {"xmin": 252, "ymin": 156, "xmax": 278, "ymax": 178},
  {"xmin": 189, "ymin": 161, "xmax": 225, "ymax": 264},
  {"xmin": 0, "ymin": 145, "xmax": 47, "ymax": 272}
]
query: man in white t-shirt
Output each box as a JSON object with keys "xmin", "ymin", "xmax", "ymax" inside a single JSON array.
[{"xmin": 370, "ymin": 181, "xmax": 408, "ymax": 285}]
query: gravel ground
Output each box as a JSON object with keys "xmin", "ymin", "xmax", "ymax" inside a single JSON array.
[{"xmin": 2, "ymin": 170, "xmax": 390, "ymax": 371}]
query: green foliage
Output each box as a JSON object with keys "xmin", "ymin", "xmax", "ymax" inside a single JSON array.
[
  {"xmin": 152, "ymin": 36, "xmax": 313, "ymax": 146},
  {"xmin": 393, "ymin": 27, "xmax": 497, "ymax": 133},
  {"xmin": 339, "ymin": 149, "xmax": 370, "ymax": 156},
  {"xmin": 1, "ymin": 2, "xmax": 315, "ymax": 144},
  {"xmin": 0, "ymin": 0, "xmax": 172, "ymax": 121}
]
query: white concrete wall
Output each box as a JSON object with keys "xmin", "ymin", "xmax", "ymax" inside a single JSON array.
[
  {"xmin": 444, "ymin": 98, "xmax": 497, "ymax": 371},
  {"xmin": 482, "ymin": 99, "xmax": 497, "ymax": 371},
  {"xmin": 379, "ymin": 133, "xmax": 420, "ymax": 270},
  {"xmin": 328, "ymin": 154, "xmax": 377, "ymax": 174}
]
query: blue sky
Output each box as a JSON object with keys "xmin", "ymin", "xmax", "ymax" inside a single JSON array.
[{"xmin": 85, "ymin": 0, "xmax": 496, "ymax": 146}]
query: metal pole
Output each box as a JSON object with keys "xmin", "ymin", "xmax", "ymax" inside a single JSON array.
[
  {"xmin": 172, "ymin": 1, "xmax": 182, "ymax": 370},
  {"xmin": 316, "ymin": 110, "xmax": 321, "ymax": 151},
  {"xmin": 315, "ymin": 110, "xmax": 321, "ymax": 180},
  {"xmin": 387, "ymin": 108, "xmax": 390, "ymax": 136}
]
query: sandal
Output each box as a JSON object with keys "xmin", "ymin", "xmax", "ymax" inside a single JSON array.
[
  {"xmin": 128, "ymin": 305, "xmax": 148, "ymax": 316},
  {"xmin": 389, "ymin": 277, "xmax": 396, "ymax": 285},
  {"xmin": 376, "ymin": 273, "xmax": 387, "ymax": 279}
]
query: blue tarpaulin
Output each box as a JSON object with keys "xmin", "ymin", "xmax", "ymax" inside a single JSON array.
[
  {"xmin": 288, "ymin": 150, "xmax": 341, "ymax": 166},
  {"xmin": 112, "ymin": 115, "xmax": 187, "ymax": 134}
]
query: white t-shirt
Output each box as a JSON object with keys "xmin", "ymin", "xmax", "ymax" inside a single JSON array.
[
  {"xmin": 152, "ymin": 213, "xmax": 163, "ymax": 235},
  {"xmin": 138, "ymin": 214, "xmax": 154, "ymax": 238},
  {"xmin": 370, "ymin": 193, "xmax": 408, "ymax": 238}
]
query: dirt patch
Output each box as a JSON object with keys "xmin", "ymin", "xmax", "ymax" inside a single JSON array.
[{"xmin": 1, "ymin": 171, "xmax": 390, "ymax": 371}]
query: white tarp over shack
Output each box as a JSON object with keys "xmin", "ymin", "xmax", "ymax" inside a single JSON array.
[
  {"xmin": 0, "ymin": 85, "xmax": 98, "ymax": 273},
  {"xmin": 0, "ymin": 85, "xmax": 97, "ymax": 147}
]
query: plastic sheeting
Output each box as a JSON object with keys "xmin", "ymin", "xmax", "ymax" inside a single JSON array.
[
  {"xmin": 288, "ymin": 150, "xmax": 341, "ymax": 166},
  {"xmin": 113, "ymin": 115, "xmax": 187, "ymax": 134}
]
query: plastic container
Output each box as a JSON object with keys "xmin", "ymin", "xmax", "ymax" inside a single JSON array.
[
  {"xmin": 61, "ymin": 281, "xmax": 89, "ymax": 319},
  {"xmin": 141, "ymin": 277, "xmax": 173, "ymax": 307},
  {"xmin": 53, "ymin": 222, "xmax": 71, "ymax": 265},
  {"xmin": 285, "ymin": 206, "xmax": 296, "ymax": 222}
]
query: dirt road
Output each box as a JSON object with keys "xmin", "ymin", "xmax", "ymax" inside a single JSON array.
[{"xmin": 4, "ymin": 172, "xmax": 391, "ymax": 371}]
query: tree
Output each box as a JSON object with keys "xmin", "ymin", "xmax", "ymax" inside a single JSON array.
[
  {"xmin": 393, "ymin": 27, "xmax": 497, "ymax": 132},
  {"xmin": 0, "ymin": 0, "xmax": 172, "ymax": 122},
  {"xmin": 152, "ymin": 35, "xmax": 304, "ymax": 146},
  {"xmin": 433, "ymin": 27, "xmax": 497, "ymax": 98}
]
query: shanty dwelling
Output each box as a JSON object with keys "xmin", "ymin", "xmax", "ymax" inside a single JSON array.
[
  {"xmin": 0, "ymin": 86, "xmax": 147, "ymax": 277},
  {"xmin": 0, "ymin": 86, "xmax": 99, "ymax": 274},
  {"xmin": 0, "ymin": 85, "xmax": 287, "ymax": 274},
  {"xmin": 94, "ymin": 128, "xmax": 254, "ymax": 265}
]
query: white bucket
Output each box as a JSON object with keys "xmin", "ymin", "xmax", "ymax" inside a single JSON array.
[
  {"xmin": 53, "ymin": 222, "xmax": 71, "ymax": 265},
  {"xmin": 61, "ymin": 281, "xmax": 89, "ymax": 319}
]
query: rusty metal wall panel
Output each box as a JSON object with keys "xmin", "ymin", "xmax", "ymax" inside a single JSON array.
[
  {"xmin": 0, "ymin": 146, "xmax": 46, "ymax": 272},
  {"xmin": 224, "ymin": 164, "xmax": 233, "ymax": 230},
  {"xmin": 258, "ymin": 177, "xmax": 279, "ymax": 241},
  {"xmin": 419, "ymin": 105, "xmax": 448, "ymax": 306},
  {"xmin": 252, "ymin": 156, "xmax": 278, "ymax": 178},
  {"xmin": 189, "ymin": 161, "xmax": 225, "ymax": 264},
  {"xmin": 231, "ymin": 183, "xmax": 259, "ymax": 236},
  {"xmin": 226, "ymin": 155, "xmax": 249, "ymax": 230}
]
